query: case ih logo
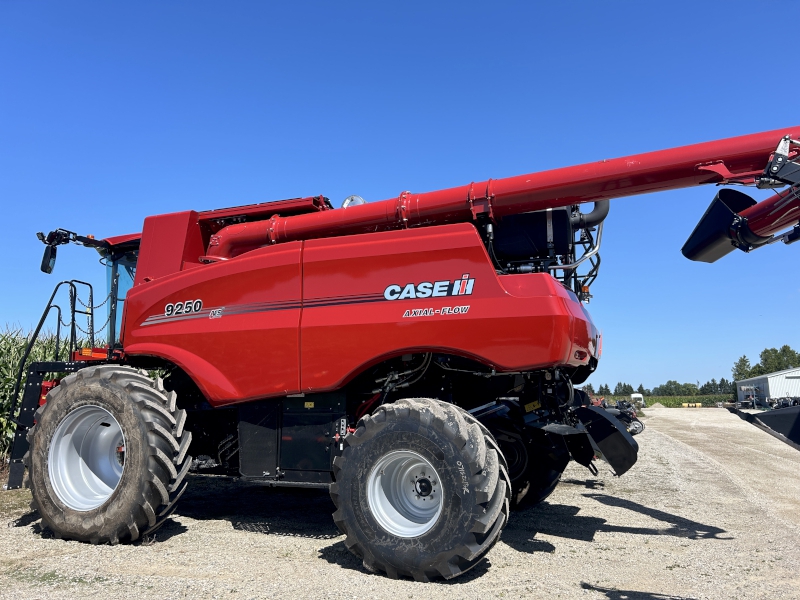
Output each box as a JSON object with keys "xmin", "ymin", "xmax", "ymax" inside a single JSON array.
[{"xmin": 384, "ymin": 274, "xmax": 475, "ymax": 301}]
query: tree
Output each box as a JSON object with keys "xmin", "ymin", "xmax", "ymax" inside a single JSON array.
[
  {"xmin": 699, "ymin": 378, "xmax": 718, "ymax": 395},
  {"xmin": 731, "ymin": 345, "xmax": 800, "ymax": 382},
  {"xmin": 758, "ymin": 345, "xmax": 800, "ymax": 374},
  {"xmin": 582, "ymin": 383, "xmax": 595, "ymax": 395},
  {"xmin": 598, "ymin": 384, "xmax": 611, "ymax": 395},
  {"xmin": 732, "ymin": 356, "xmax": 752, "ymax": 382},
  {"xmin": 613, "ymin": 382, "xmax": 635, "ymax": 396},
  {"xmin": 636, "ymin": 384, "xmax": 651, "ymax": 396},
  {"xmin": 652, "ymin": 380, "xmax": 680, "ymax": 396},
  {"xmin": 652, "ymin": 380, "xmax": 698, "ymax": 396}
]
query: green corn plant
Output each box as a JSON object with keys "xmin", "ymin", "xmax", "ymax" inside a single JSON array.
[{"xmin": 0, "ymin": 327, "xmax": 87, "ymax": 457}]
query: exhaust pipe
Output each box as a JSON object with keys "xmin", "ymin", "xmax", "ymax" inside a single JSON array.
[{"xmin": 571, "ymin": 200, "xmax": 610, "ymax": 229}]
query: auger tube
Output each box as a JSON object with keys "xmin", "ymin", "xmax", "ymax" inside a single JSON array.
[{"xmin": 206, "ymin": 125, "xmax": 800, "ymax": 260}]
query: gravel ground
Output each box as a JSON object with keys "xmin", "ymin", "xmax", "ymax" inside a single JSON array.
[{"xmin": 0, "ymin": 407, "xmax": 798, "ymax": 599}]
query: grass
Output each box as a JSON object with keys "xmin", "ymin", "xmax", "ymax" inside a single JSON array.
[{"xmin": 0, "ymin": 487, "xmax": 32, "ymax": 518}]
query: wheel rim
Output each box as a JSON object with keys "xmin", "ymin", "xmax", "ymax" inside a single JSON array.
[
  {"xmin": 366, "ymin": 450, "xmax": 443, "ymax": 538},
  {"xmin": 48, "ymin": 405, "xmax": 125, "ymax": 511}
]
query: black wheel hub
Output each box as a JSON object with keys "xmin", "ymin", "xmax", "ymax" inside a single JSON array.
[{"xmin": 414, "ymin": 477, "xmax": 433, "ymax": 497}]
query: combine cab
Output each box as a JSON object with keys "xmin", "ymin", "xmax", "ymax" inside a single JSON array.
[{"xmin": 6, "ymin": 126, "xmax": 800, "ymax": 580}]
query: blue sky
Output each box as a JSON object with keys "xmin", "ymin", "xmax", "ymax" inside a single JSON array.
[{"xmin": 1, "ymin": 1, "xmax": 797, "ymax": 389}]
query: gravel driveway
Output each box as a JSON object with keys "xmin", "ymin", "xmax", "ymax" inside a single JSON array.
[{"xmin": 1, "ymin": 407, "xmax": 798, "ymax": 599}]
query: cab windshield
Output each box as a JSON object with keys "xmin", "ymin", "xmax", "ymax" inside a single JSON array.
[{"xmin": 106, "ymin": 250, "xmax": 138, "ymax": 346}]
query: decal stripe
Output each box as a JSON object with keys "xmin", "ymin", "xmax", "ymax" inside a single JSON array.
[
  {"xmin": 303, "ymin": 297, "xmax": 385, "ymax": 309},
  {"xmin": 140, "ymin": 294, "xmax": 384, "ymax": 326},
  {"xmin": 304, "ymin": 293, "xmax": 384, "ymax": 308}
]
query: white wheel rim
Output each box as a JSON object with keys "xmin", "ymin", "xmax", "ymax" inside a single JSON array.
[
  {"xmin": 366, "ymin": 450, "xmax": 443, "ymax": 538},
  {"xmin": 48, "ymin": 405, "xmax": 125, "ymax": 511}
]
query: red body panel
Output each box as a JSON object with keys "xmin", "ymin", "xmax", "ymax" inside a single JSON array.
[
  {"xmin": 136, "ymin": 211, "xmax": 206, "ymax": 282},
  {"xmin": 124, "ymin": 243, "xmax": 304, "ymax": 404},
  {"xmin": 123, "ymin": 225, "xmax": 596, "ymax": 406},
  {"xmin": 301, "ymin": 224, "xmax": 595, "ymax": 392}
]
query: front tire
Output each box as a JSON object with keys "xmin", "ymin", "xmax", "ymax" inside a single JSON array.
[
  {"xmin": 25, "ymin": 365, "xmax": 192, "ymax": 544},
  {"xmin": 330, "ymin": 398, "xmax": 510, "ymax": 581}
]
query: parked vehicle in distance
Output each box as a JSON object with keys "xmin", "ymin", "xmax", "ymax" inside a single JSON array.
[
  {"xmin": 771, "ymin": 397, "xmax": 800, "ymax": 409},
  {"xmin": 613, "ymin": 400, "xmax": 645, "ymax": 436}
]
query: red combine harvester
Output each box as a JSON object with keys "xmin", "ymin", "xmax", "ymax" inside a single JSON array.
[{"xmin": 6, "ymin": 126, "xmax": 800, "ymax": 581}]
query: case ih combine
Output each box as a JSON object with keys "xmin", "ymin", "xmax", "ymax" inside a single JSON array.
[{"xmin": 6, "ymin": 126, "xmax": 800, "ymax": 581}]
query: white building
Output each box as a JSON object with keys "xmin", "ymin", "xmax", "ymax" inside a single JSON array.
[{"xmin": 736, "ymin": 366, "xmax": 800, "ymax": 402}]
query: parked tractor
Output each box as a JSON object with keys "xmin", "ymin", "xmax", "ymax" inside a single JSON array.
[{"xmin": 6, "ymin": 125, "xmax": 800, "ymax": 581}]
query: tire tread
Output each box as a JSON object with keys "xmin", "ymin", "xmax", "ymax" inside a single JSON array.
[
  {"xmin": 26, "ymin": 365, "xmax": 192, "ymax": 544},
  {"xmin": 331, "ymin": 397, "xmax": 510, "ymax": 580}
]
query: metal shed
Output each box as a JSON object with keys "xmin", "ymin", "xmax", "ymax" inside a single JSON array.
[{"xmin": 736, "ymin": 366, "xmax": 800, "ymax": 403}]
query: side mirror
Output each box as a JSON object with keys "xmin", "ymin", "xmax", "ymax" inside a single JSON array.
[{"xmin": 41, "ymin": 245, "xmax": 57, "ymax": 274}]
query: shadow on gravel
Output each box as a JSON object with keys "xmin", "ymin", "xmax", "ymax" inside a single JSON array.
[
  {"xmin": 437, "ymin": 558, "xmax": 492, "ymax": 584},
  {"xmin": 318, "ymin": 540, "xmax": 366, "ymax": 572},
  {"xmin": 503, "ymin": 493, "xmax": 731, "ymax": 554},
  {"xmin": 171, "ymin": 474, "xmax": 341, "ymax": 540},
  {"xmin": 503, "ymin": 502, "xmax": 600, "ymax": 549},
  {"xmin": 317, "ymin": 540, "xmax": 493, "ymax": 583},
  {"xmin": 560, "ymin": 478, "xmax": 606, "ymax": 490},
  {"xmin": 9, "ymin": 510, "xmax": 39, "ymax": 528},
  {"xmin": 173, "ymin": 475, "xmax": 496, "ymax": 581},
  {"xmin": 8, "ymin": 510, "xmax": 58, "ymax": 540},
  {"xmin": 581, "ymin": 582, "xmax": 697, "ymax": 600},
  {"xmin": 583, "ymin": 494, "xmax": 732, "ymax": 540},
  {"xmin": 137, "ymin": 519, "xmax": 188, "ymax": 543}
]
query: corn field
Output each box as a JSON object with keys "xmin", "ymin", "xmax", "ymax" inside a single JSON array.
[
  {"xmin": 643, "ymin": 395, "xmax": 732, "ymax": 408},
  {"xmin": 0, "ymin": 327, "xmax": 86, "ymax": 457},
  {"xmin": 597, "ymin": 395, "xmax": 732, "ymax": 407}
]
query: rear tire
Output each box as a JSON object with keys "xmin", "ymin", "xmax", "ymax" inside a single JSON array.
[
  {"xmin": 522, "ymin": 469, "xmax": 562, "ymax": 505},
  {"xmin": 25, "ymin": 365, "xmax": 192, "ymax": 543},
  {"xmin": 330, "ymin": 398, "xmax": 510, "ymax": 581},
  {"xmin": 476, "ymin": 404, "xmax": 568, "ymax": 508},
  {"xmin": 458, "ymin": 404, "xmax": 563, "ymax": 506}
]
